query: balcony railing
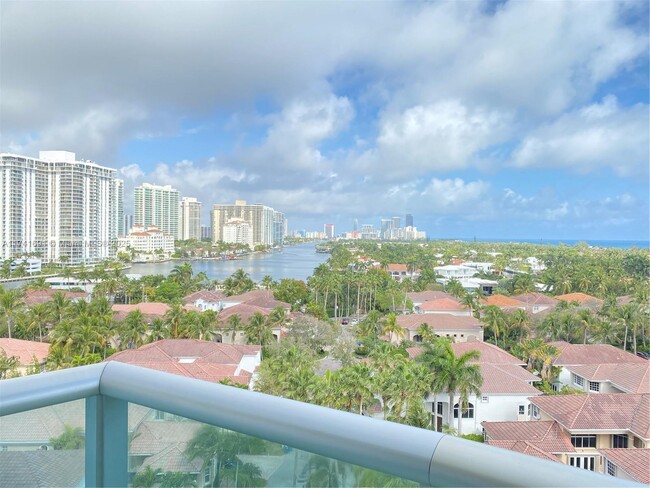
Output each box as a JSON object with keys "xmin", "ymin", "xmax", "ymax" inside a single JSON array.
[{"xmin": 0, "ymin": 362, "xmax": 640, "ymax": 487}]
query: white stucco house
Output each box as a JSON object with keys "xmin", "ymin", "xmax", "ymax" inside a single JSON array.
[{"xmin": 410, "ymin": 342, "xmax": 542, "ymax": 435}]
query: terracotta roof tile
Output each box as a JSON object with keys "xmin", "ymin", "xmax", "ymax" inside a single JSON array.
[
  {"xmin": 23, "ymin": 289, "xmax": 90, "ymax": 306},
  {"xmin": 479, "ymin": 363, "xmax": 541, "ymax": 394},
  {"xmin": 480, "ymin": 294, "xmax": 527, "ymax": 308},
  {"xmin": 482, "ymin": 420, "xmax": 575, "ymax": 454},
  {"xmin": 599, "ymin": 449, "xmax": 650, "ymax": 484},
  {"xmin": 218, "ymin": 303, "xmax": 273, "ymax": 324},
  {"xmin": 550, "ymin": 342, "xmax": 644, "ymax": 365},
  {"xmin": 568, "ymin": 362, "xmax": 650, "ymax": 393},
  {"xmin": 396, "ymin": 313, "xmax": 482, "ymax": 332},
  {"xmin": 407, "ymin": 291, "xmax": 456, "ymax": 304},
  {"xmin": 106, "ymin": 339, "xmax": 261, "ymax": 385},
  {"xmin": 530, "ymin": 394, "xmax": 650, "ymax": 438},
  {"xmin": 486, "ymin": 440, "xmax": 561, "ymax": 463},
  {"xmin": 183, "ymin": 290, "xmax": 227, "ymax": 303},
  {"xmin": 0, "ymin": 338, "xmax": 49, "ymax": 365},
  {"xmin": 451, "ymin": 341, "xmax": 526, "ymax": 365},
  {"xmin": 418, "ymin": 298, "xmax": 467, "ymax": 311},
  {"xmin": 554, "ymin": 292, "xmax": 604, "ymax": 307},
  {"xmin": 511, "ymin": 293, "xmax": 559, "ymax": 306}
]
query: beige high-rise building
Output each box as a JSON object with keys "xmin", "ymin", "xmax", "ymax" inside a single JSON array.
[
  {"xmin": 134, "ymin": 183, "xmax": 180, "ymax": 239},
  {"xmin": 0, "ymin": 151, "xmax": 123, "ymax": 264},
  {"xmin": 179, "ymin": 197, "xmax": 201, "ymax": 240},
  {"xmin": 211, "ymin": 200, "xmax": 285, "ymax": 246}
]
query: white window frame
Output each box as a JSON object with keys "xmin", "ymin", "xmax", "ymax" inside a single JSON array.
[
  {"xmin": 518, "ymin": 404, "xmax": 525, "ymax": 415},
  {"xmin": 606, "ymin": 460, "xmax": 616, "ymax": 477},
  {"xmin": 481, "ymin": 395, "xmax": 489, "ymax": 403},
  {"xmin": 569, "ymin": 456, "xmax": 595, "ymax": 471},
  {"xmin": 589, "ymin": 381, "xmax": 600, "ymax": 392},
  {"xmin": 573, "ymin": 374, "xmax": 584, "ymax": 387}
]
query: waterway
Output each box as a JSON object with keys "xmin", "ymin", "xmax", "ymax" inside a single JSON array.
[{"xmin": 127, "ymin": 242, "xmax": 330, "ymax": 282}]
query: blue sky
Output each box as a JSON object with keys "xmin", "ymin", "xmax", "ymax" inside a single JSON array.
[{"xmin": 1, "ymin": 1, "xmax": 648, "ymax": 241}]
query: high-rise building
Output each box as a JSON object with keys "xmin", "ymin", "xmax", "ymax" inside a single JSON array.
[
  {"xmin": 211, "ymin": 200, "xmax": 284, "ymax": 246},
  {"xmin": 200, "ymin": 225, "xmax": 212, "ymax": 240},
  {"xmin": 0, "ymin": 151, "xmax": 123, "ymax": 264},
  {"xmin": 134, "ymin": 183, "xmax": 180, "ymax": 239},
  {"xmin": 392, "ymin": 216, "xmax": 401, "ymax": 229},
  {"xmin": 123, "ymin": 214, "xmax": 134, "ymax": 236},
  {"xmin": 222, "ymin": 218, "xmax": 253, "ymax": 248},
  {"xmin": 179, "ymin": 197, "xmax": 202, "ymax": 240},
  {"xmin": 405, "ymin": 213, "xmax": 413, "ymax": 228},
  {"xmin": 324, "ymin": 223, "xmax": 335, "ymax": 240},
  {"xmin": 380, "ymin": 219, "xmax": 393, "ymax": 239},
  {"xmin": 273, "ymin": 211, "xmax": 287, "ymax": 246},
  {"xmin": 353, "ymin": 218, "xmax": 358, "ymax": 232}
]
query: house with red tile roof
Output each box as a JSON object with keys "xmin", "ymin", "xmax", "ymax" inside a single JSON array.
[
  {"xmin": 482, "ymin": 420, "xmax": 573, "ymax": 464},
  {"xmin": 22, "ymin": 288, "xmax": 91, "ymax": 306},
  {"xmin": 222, "ymin": 289, "xmax": 290, "ymax": 311},
  {"xmin": 182, "ymin": 290, "xmax": 227, "ymax": 311},
  {"xmin": 106, "ymin": 339, "xmax": 261, "ymax": 387},
  {"xmin": 511, "ymin": 292, "xmax": 559, "ymax": 314},
  {"xmin": 407, "ymin": 291, "xmax": 457, "ymax": 308},
  {"xmin": 410, "ymin": 341, "xmax": 541, "ymax": 435},
  {"xmin": 526, "ymin": 394, "xmax": 650, "ymax": 473},
  {"xmin": 554, "ymin": 292, "xmax": 604, "ymax": 309},
  {"xmin": 599, "ymin": 448, "xmax": 650, "ymax": 484},
  {"xmin": 415, "ymin": 298, "xmax": 471, "ymax": 316},
  {"xmin": 216, "ymin": 303, "xmax": 285, "ymax": 344},
  {"xmin": 0, "ymin": 338, "xmax": 49, "ymax": 375},
  {"xmin": 384, "ymin": 263, "xmax": 420, "ymax": 282},
  {"xmin": 484, "ymin": 394, "xmax": 650, "ymax": 476},
  {"xmin": 111, "ymin": 302, "xmax": 198, "ymax": 322},
  {"xmin": 549, "ymin": 341, "xmax": 646, "ymax": 393},
  {"xmin": 480, "ymin": 294, "xmax": 527, "ymax": 311},
  {"xmin": 396, "ymin": 313, "xmax": 483, "ymax": 344}
]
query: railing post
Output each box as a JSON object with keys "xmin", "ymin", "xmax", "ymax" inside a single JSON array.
[{"xmin": 86, "ymin": 395, "xmax": 128, "ymax": 488}]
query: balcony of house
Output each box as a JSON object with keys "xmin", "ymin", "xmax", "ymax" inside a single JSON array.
[{"xmin": 0, "ymin": 362, "xmax": 641, "ymax": 487}]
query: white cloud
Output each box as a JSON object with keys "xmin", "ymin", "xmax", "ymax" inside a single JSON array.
[
  {"xmin": 511, "ymin": 96, "xmax": 649, "ymax": 176},
  {"xmin": 361, "ymin": 100, "xmax": 512, "ymax": 178}
]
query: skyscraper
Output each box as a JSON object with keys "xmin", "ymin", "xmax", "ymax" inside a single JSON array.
[
  {"xmin": 0, "ymin": 151, "xmax": 123, "ymax": 264},
  {"xmin": 353, "ymin": 218, "xmax": 358, "ymax": 232},
  {"xmin": 179, "ymin": 197, "xmax": 202, "ymax": 240},
  {"xmin": 324, "ymin": 223, "xmax": 335, "ymax": 240},
  {"xmin": 405, "ymin": 213, "xmax": 413, "ymax": 228},
  {"xmin": 134, "ymin": 183, "xmax": 180, "ymax": 239},
  {"xmin": 211, "ymin": 200, "xmax": 284, "ymax": 246},
  {"xmin": 392, "ymin": 216, "xmax": 401, "ymax": 229}
]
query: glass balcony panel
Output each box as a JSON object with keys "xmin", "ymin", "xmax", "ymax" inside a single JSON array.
[
  {"xmin": 0, "ymin": 399, "xmax": 85, "ymax": 488},
  {"xmin": 128, "ymin": 403, "xmax": 418, "ymax": 488}
]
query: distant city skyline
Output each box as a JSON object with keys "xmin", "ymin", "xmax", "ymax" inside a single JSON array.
[{"xmin": 1, "ymin": 2, "xmax": 648, "ymax": 240}]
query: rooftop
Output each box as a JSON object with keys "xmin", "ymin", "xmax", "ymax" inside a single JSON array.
[
  {"xmin": 599, "ymin": 449, "xmax": 650, "ymax": 484},
  {"xmin": 530, "ymin": 394, "xmax": 650, "ymax": 439},
  {"xmin": 0, "ymin": 338, "xmax": 50, "ymax": 365},
  {"xmin": 549, "ymin": 341, "xmax": 645, "ymax": 365},
  {"xmin": 396, "ymin": 313, "xmax": 482, "ymax": 331}
]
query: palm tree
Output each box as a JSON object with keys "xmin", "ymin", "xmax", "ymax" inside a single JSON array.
[
  {"xmin": 260, "ymin": 275, "xmax": 275, "ymax": 290},
  {"xmin": 226, "ymin": 314, "xmax": 243, "ymax": 343},
  {"xmin": 481, "ymin": 305, "xmax": 506, "ymax": 347},
  {"xmin": 430, "ymin": 340, "xmax": 482, "ymax": 429},
  {"xmin": 148, "ymin": 317, "xmax": 168, "ymax": 343},
  {"xmin": 50, "ymin": 292, "xmax": 71, "ymax": 323},
  {"xmin": 460, "ymin": 292, "xmax": 478, "ymax": 316},
  {"xmin": 186, "ymin": 426, "xmax": 237, "ymax": 488},
  {"xmin": 244, "ymin": 312, "xmax": 272, "ymax": 346},
  {"xmin": 120, "ymin": 310, "xmax": 147, "ymax": 349},
  {"xmin": 445, "ymin": 279, "xmax": 465, "ymax": 299},
  {"xmin": 25, "ymin": 303, "xmax": 52, "ymax": 342},
  {"xmin": 132, "ymin": 466, "xmax": 162, "ymax": 488},
  {"xmin": 164, "ymin": 304, "xmax": 188, "ymax": 339},
  {"xmin": 381, "ymin": 313, "xmax": 405, "ymax": 343},
  {"xmin": 0, "ymin": 288, "xmax": 23, "ymax": 339}
]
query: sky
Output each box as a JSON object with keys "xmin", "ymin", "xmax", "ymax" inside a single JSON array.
[{"xmin": 1, "ymin": 1, "xmax": 649, "ymax": 241}]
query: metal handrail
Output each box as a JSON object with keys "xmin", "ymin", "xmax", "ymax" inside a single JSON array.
[{"xmin": 0, "ymin": 362, "xmax": 640, "ymax": 487}]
